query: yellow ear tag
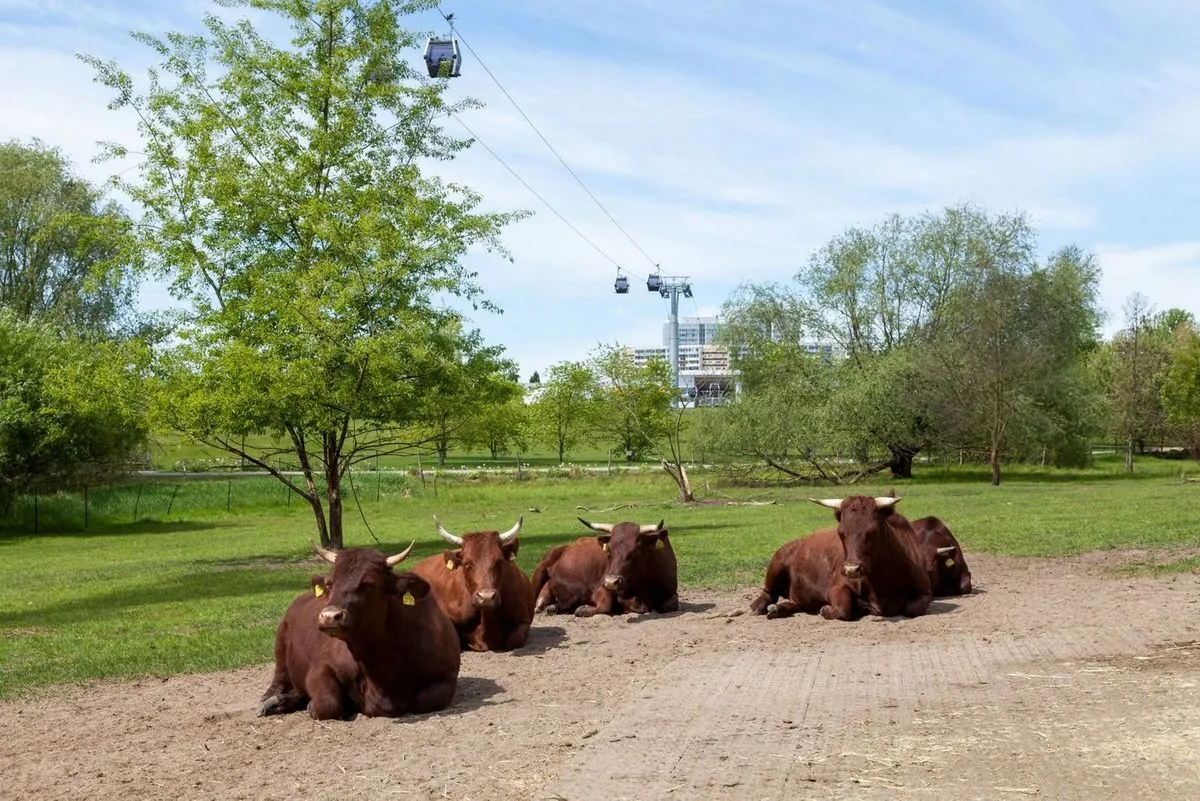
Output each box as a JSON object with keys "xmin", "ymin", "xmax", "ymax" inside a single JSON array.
[
  {"xmin": 945, "ymin": 558, "xmax": 956, "ymax": 567},
  {"xmin": 655, "ymin": 539, "xmax": 665, "ymax": 550},
  {"xmin": 445, "ymin": 559, "xmax": 455, "ymax": 570},
  {"xmin": 601, "ymin": 542, "xmax": 609, "ymax": 553},
  {"xmin": 314, "ymin": 584, "xmax": 325, "ymax": 597},
  {"xmin": 402, "ymin": 592, "xmax": 415, "ymax": 605}
]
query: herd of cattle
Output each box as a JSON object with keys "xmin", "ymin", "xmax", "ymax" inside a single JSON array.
[{"xmin": 259, "ymin": 495, "xmax": 972, "ymax": 720}]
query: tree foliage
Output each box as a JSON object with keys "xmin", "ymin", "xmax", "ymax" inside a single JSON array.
[
  {"xmin": 1162, "ymin": 320, "xmax": 1200, "ymax": 463},
  {"xmin": 0, "ymin": 139, "xmax": 140, "ymax": 336},
  {"xmin": 0, "ymin": 312, "xmax": 149, "ymax": 501},
  {"xmin": 83, "ymin": 0, "xmax": 527, "ymax": 547},
  {"xmin": 527, "ymin": 361, "xmax": 599, "ymax": 463}
]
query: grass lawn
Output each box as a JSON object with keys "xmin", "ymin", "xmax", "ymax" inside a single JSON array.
[{"xmin": 1, "ymin": 454, "xmax": 1197, "ymax": 700}]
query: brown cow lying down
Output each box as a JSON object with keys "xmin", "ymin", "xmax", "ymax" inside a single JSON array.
[
  {"xmin": 260, "ymin": 543, "xmax": 460, "ymax": 720},
  {"xmin": 410, "ymin": 515, "xmax": 535, "ymax": 652},
  {"xmin": 531, "ymin": 518, "xmax": 679, "ymax": 617},
  {"xmin": 910, "ymin": 515, "xmax": 972, "ymax": 596},
  {"xmin": 750, "ymin": 495, "xmax": 932, "ymax": 621}
]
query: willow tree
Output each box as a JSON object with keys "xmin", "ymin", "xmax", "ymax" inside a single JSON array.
[{"xmin": 82, "ymin": 0, "xmax": 527, "ymax": 548}]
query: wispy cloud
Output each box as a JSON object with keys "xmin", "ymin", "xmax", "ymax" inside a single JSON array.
[{"xmin": 3, "ymin": 0, "xmax": 1200, "ymax": 375}]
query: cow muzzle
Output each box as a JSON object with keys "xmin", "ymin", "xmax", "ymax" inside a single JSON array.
[
  {"xmin": 317, "ymin": 606, "xmax": 348, "ymax": 635},
  {"xmin": 473, "ymin": 589, "xmax": 499, "ymax": 609},
  {"xmin": 842, "ymin": 563, "xmax": 864, "ymax": 578},
  {"xmin": 602, "ymin": 574, "xmax": 624, "ymax": 591}
]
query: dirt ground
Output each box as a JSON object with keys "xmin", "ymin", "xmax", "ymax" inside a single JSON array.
[{"xmin": 3, "ymin": 551, "xmax": 1199, "ymax": 801}]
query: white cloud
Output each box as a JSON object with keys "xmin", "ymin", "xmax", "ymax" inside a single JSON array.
[{"xmin": 4, "ymin": 0, "xmax": 1200, "ymax": 377}]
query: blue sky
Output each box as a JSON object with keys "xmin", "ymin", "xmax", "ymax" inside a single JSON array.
[{"xmin": 3, "ymin": 0, "xmax": 1199, "ymax": 380}]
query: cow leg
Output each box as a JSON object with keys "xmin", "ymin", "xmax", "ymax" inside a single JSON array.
[
  {"xmin": 259, "ymin": 690, "xmax": 308, "ymax": 716},
  {"xmin": 306, "ymin": 670, "xmax": 347, "ymax": 721},
  {"xmin": 959, "ymin": 571, "xmax": 972, "ymax": 595},
  {"xmin": 659, "ymin": 593, "xmax": 679, "ymax": 613},
  {"xmin": 534, "ymin": 582, "xmax": 556, "ymax": 613},
  {"xmin": 411, "ymin": 677, "xmax": 457, "ymax": 714},
  {"xmin": 819, "ymin": 583, "xmax": 857, "ymax": 621},
  {"xmin": 765, "ymin": 599, "xmax": 800, "ymax": 619},
  {"xmin": 575, "ymin": 587, "xmax": 616, "ymax": 617},
  {"xmin": 903, "ymin": 591, "xmax": 932, "ymax": 618},
  {"xmin": 749, "ymin": 590, "xmax": 774, "ymax": 615},
  {"xmin": 503, "ymin": 622, "xmax": 531, "ymax": 650}
]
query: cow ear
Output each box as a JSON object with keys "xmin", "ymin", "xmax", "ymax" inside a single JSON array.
[
  {"xmin": 596, "ymin": 533, "xmax": 611, "ymax": 547},
  {"xmin": 310, "ymin": 575, "xmax": 329, "ymax": 598},
  {"xmin": 502, "ymin": 539, "xmax": 519, "ymax": 560},
  {"xmin": 639, "ymin": 529, "xmax": 668, "ymax": 546},
  {"xmin": 393, "ymin": 573, "xmax": 431, "ymax": 600},
  {"xmin": 442, "ymin": 549, "xmax": 463, "ymax": 570}
]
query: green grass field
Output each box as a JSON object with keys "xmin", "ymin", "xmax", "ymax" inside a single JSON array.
[{"xmin": 1, "ymin": 453, "xmax": 1197, "ymax": 700}]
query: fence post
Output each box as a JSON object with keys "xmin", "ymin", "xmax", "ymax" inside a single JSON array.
[
  {"xmin": 166, "ymin": 485, "xmax": 179, "ymax": 516},
  {"xmin": 133, "ymin": 483, "xmax": 143, "ymax": 521},
  {"xmin": 226, "ymin": 479, "xmax": 232, "ymax": 512},
  {"xmin": 34, "ymin": 491, "xmax": 39, "ymax": 534},
  {"xmin": 84, "ymin": 485, "xmax": 89, "ymax": 529}
]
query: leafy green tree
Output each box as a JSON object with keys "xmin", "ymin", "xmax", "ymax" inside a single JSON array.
[
  {"xmin": 0, "ymin": 139, "xmax": 140, "ymax": 336},
  {"xmin": 528, "ymin": 361, "xmax": 599, "ymax": 463},
  {"xmin": 1094, "ymin": 293, "xmax": 1170, "ymax": 471},
  {"xmin": 528, "ymin": 371, "xmax": 541, "ymax": 384},
  {"xmin": 459, "ymin": 393, "xmax": 529, "ymax": 459},
  {"xmin": 415, "ymin": 329, "xmax": 520, "ymax": 466},
  {"xmin": 923, "ymin": 245, "xmax": 1102, "ymax": 484},
  {"xmin": 83, "ymin": 0, "xmax": 526, "ymax": 548},
  {"xmin": 0, "ymin": 312, "xmax": 149, "ymax": 502},
  {"xmin": 1162, "ymin": 321, "xmax": 1200, "ymax": 464}
]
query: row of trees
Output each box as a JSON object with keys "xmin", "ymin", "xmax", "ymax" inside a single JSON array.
[
  {"xmin": 4, "ymin": 0, "xmax": 1198, "ymax": 549},
  {"xmin": 693, "ymin": 204, "xmax": 1200, "ymax": 485}
]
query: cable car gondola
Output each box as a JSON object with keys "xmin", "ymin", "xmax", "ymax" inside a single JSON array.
[
  {"xmin": 424, "ymin": 36, "xmax": 461, "ymax": 78},
  {"xmin": 614, "ymin": 275, "xmax": 630, "ymax": 294},
  {"xmin": 646, "ymin": 273, "xmax": 662, "ymax": 293}
]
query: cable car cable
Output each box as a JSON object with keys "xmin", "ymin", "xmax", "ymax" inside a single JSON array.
[
  {"xmin": 435, "ymin": 5, "xmax": 662, "ymax": 273},
  {"xmin": 451, "ymin": 113, "xmax": 626, "ymax": 271}
]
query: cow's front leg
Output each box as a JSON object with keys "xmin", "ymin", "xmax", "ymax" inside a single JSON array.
[
  {"xmin": 819, "ymin": 582, "xmax": 857, "ymax": 621},
  {"xmin": 658, "ymin": 593, "xmax": 679, "ymax": 613},
  {"xmin": 766, "ymin": 599, "xmax": 800, "ymax": 619},
  {"xmin": 306, "ymin": 669, "xmax": 348, "ymax": 720},
  {"xmin": 503, "ymin": 621, "xmax": 531, "ymax": 650},
  {"xmin": 903, "ymin": 591, "xmax": 932, "ymax": 618},
  {"xmin": 575, "ymin": 587, "xmax": 616, "ymax": 617},
  {"xmin": 411, "ymin": 676, "xmax": 457, "ymax": 714}
]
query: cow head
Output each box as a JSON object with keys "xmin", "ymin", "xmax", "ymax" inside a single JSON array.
[
  {"xmin": 578, "ymin": 517, "xmax": 667, "ymax": 593},
  {"xmin": 309, "ymin": 542, "xmax": 427, "ymax": 639},
  {"xmin": 810, "ymin": 496, "xmax": 899, "ymax": 578},
  {"xmin": 434, "ymin": 515, "xmax": 522, "ymax": 610}
]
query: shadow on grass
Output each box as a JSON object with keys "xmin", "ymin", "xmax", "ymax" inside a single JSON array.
[
  {"xmin": 5, "ymin": 565, "xmax": 313, "ymax": 627},
  {"xmin": 0, "ymin": 519, "xmax": 229, "ymax": 545}
]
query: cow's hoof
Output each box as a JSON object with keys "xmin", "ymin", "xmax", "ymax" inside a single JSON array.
[
  {"xmin": 765, "ymin": 603, "xmax": 780, "ymax": 619},
  {"xmin": 542, "ymin": 604, "xmax": 558, "ymax": 615},
  {"xmin": 259, "ymin": 696, "xmax": 280, "ymax": 716},
  {"xmin": 818, "ymin": 605, "xmax": 837, "ymax": 620},
  {"xmin": 574, "ymin": 605, "xmax": 596, "ymax": 618}
]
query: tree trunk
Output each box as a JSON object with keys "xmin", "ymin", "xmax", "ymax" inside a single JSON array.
[
  {"xmin": 291, "ymin": 431, "xmax": 331, "ymax": 547},
  {"xmin": 1125, "ymin": 434, "xmax": 1134, "ymax": 474},
  {"xmin": 662, "ymin": 458, "xmax": 695, "ymax": 503},
  {"xmin": 324, "ymin": 433, "xmax": 344, "ymax": 550},
  {"xmin": 989, "ymin": 447, "xmax": 1001, "ymax": 486},
  {"xmin": 437, "ymin": 446, "xmax": 447, "ymax": 467},
  {"xmin": 888, "ymin": 446, "xmax": 916, "ymax": 479}
]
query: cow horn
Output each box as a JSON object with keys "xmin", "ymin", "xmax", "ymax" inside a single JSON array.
[
  {"xmin": 386, "ymin": 541, "xmax": 416, "ymax": 567},
  {"xmin": 434, "ymin": 516, "xmax": 463, "ymax": 546},
  {"xmin": 311, "ymin": 541, "xmax": 339, "ymax": 564},
  {"xmin": 578, "ymin": 517, "xmax": 615, "ymax": 534},
  {"xmin": 498, "ymin": 515, "xmax": 524, "ymax": 543},
  {"xmin": 935, "ymin": 546, "xmax": 956, "ymax": 556},
  {"xmin": 809, "ymin": 498, "xmax": 843, "ymax": 510},
  {"xmin": 874, "ymin": 496, "xmax": 900, "ymax": 508},
  {"xmin": 638, "ymin": 519, "xmax": 665, "ymax": 534}
]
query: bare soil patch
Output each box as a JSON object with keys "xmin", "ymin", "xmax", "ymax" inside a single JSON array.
[{"xmin": 3, "ymin": 553, "xmax": 1199, "ymax": 800}]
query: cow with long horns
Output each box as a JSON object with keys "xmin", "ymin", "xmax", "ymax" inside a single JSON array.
[
  {"xmin": 531, "ymin": 518, "xmax": 678, "ymax": 617},
  {"xmin": 750, "ymin": 495, "xmax": 932, "ymax": 621},
  {"xmin": 260, "ymin": 542, "xmax": 461, "ymax": 720},
  {"xmin": 410, "ymin": 515, "xmax": 535, "ymax": 652}
]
